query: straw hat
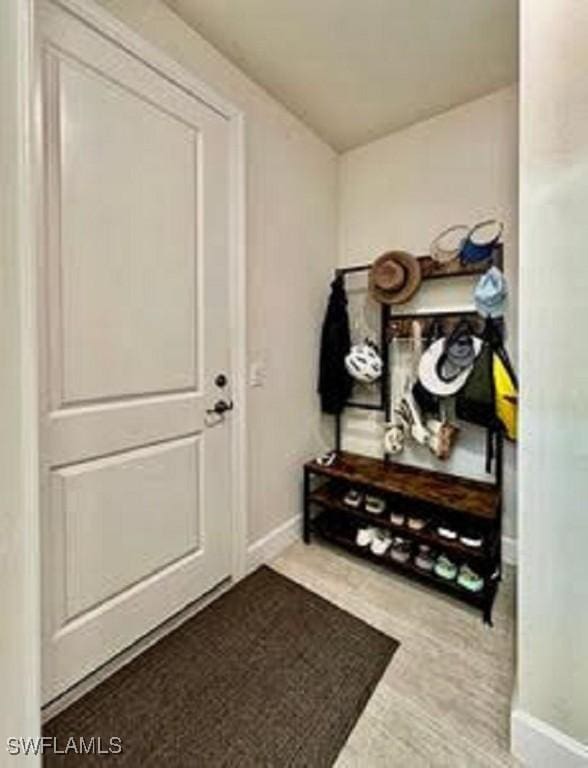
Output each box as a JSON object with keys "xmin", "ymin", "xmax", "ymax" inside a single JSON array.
[{"xmin": 369, "ymin": 251, "xmax": 422, "ymax": 305}]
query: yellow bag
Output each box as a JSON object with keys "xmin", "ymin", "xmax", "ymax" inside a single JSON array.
[{"xmin": 493, "ymin": 353, "xmax": 518, "ymax": 440}]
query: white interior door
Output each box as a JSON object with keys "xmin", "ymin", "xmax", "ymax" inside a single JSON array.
[{"xmin": 38, "ymin": 0, "xmax": 233, "ymax": 702}]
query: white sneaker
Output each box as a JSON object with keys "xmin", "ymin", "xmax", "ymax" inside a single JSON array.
[
  {"xmin": 356, "ymin": 526, "xmax": 377, "ymax": 547},
  {"xmin": 459, "ymin": 532, "xmax": 484, "ymax": 548},
  {"xmin": 437, "ymin": 525, "xmax": 458, "ymax": 540},
  {"xmin": 370, "ymin": 530, "xmax": 392, "ymax": 556}
]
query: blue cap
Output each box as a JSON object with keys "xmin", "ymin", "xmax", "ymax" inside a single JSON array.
[{"xmin": 474, "ymin": 267, "xmax": 507, "ymax": 318}]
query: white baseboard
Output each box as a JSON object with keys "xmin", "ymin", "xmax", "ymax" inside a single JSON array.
[
  {"xmin": 502, "ymin": 535, "xmax": 517, "ymax": 566},
  {"xmin": 512, "ymin": 709, "xmax": 588, "ymax": 767},
  {"xmin": 246, "ymin": 515, "xmax": 301, "ymax": 573}
]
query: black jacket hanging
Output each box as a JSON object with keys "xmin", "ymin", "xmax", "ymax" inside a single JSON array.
[{"xmin": 318, "ymin": 275, "xmax": 353, "ymax": 414}]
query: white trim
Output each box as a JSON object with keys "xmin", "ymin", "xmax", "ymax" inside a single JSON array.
[
  {"xmin": 502, "ymin": 535, "xmax": 517, "ymax": 566},
  {"xmin": 512, "ymin": 709, "xmax": 588, "ymax": 767},
  {"xmin": 20, "ymin": 0, "xmax": 42, "ymax": 737},
  {"xmin": 0, "ymin": 0, "xmax": 41, "ymax": 753},
  {"xmin": 51, "ymin": 0, "xmax": 237, "ymax": 118},
  {"xmin": 228, "ymin": 111, "xmax": 249, "ymax": 580},
  {"xmin": 246, "ymin": 516, "xmax": 302, "ymax": 573}
]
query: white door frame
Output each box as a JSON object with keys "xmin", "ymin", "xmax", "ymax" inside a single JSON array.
[
  {"xmin": 4, "ymin": 0, "xmax": 247, "ymax": 738},
  {"xmin": 34, "ymin": 0, "xmax": 248, "ymax": 581},
  {"xmin": 0, "ymin": 0, "xmax": 41, "ymax": 755}
]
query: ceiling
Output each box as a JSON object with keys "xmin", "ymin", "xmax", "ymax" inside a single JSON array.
[{"xmin": 164, "ymin": 0, "xmax": 518, "ymax": 152}]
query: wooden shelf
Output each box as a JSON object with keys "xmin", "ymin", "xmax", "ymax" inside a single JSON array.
[
  {"xmin": 335, "ymin": 244, "xmax": 502, "ymax": 283},
  {"xmin": 309, "ymin": 482, "xmax": 496, "ymax": 564},
  {"xmin": 418, "ymin": 245, "xmax": 501, "ymax": 280},
  {"xmin": 305, "ymin": 452, "xmax": 500, "ymax": 521},
  {"xmin": 312, "ymin": 512, "xmax": 495, "ymax": 610}
]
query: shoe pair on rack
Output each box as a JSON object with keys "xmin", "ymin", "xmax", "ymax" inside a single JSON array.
[
  {"xmin": 356, "ymin": 528, "xmax": 412, "ymax": 562},
  {"xmin": 436, "ymin": 525, "xmax": 484, "ymax": 548},
  {"xmin": 389, "ymin": 511, "xmax": 429, "ymax": 531},
  {"xmin": 344, "ymin": 489, "xmax": 386, "ymax": 516},
  {"xmin": 433, "ymin": 555, "xmax": 485, "ymax": 592},
  {"xmin": 356, "ymin": 526, "xmax": 391, "ymax": 555}
]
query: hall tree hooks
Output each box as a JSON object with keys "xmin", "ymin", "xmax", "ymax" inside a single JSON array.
[{"xmin": 307, "ymin": 242, "xmax": 506, "ymax": 624}]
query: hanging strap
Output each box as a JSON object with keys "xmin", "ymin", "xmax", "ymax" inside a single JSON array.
[{"xmin": 485, "ymin": 427, "xmax": 495, "ymax": 474}]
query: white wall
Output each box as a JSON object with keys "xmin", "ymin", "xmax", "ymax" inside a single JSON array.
[
  {"xmin": 0, "ymin": 0, "xmax": 41, "ymax": 759},
  {"xmin": 338, "ymin": 86, "xmax": 519, "ymax": 541},
  {"xmin": 97, "ymin": 0, "xmax": 338, "ymax": 546},
  {"xmin": 514, "ymin": 0, "xmax": 588, "ymax": 758}
]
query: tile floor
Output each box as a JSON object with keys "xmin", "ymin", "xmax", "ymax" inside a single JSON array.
[{"xmin": 272, "ymin": 540, "xmax": 518, "ymax": 767}]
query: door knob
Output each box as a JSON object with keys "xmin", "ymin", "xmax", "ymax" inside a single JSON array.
[{"xmin": 207, "ymin": 399, "xmax": 234, "ymax": 416}]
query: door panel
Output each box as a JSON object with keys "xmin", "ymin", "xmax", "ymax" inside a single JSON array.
[
  {"xmin": 57, "ymin": 436, "xmax": 201, "ymax": 619},
  {"xmin": 39, "ymin": 0, "xmax": 232, "ymax": 701},
  {"xmin": 58, "ymin": 59, "xmax": 199, "ymax": 404}
]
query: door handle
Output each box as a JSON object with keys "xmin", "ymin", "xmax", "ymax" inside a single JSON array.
[
  {"xmin": 207, "ymin": 399, "xmax": 234, "ymax": 416},
  {"xmin": 205, "ymin": 399, "xmax": 234, "ymax": 426}
]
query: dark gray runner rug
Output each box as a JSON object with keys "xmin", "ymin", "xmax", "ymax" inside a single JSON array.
[{"xmin": 44, "ymin": 566, "xmax": 398, "ymax": 767}]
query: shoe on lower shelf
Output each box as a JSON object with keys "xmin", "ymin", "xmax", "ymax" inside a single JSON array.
[
  {"xmin": 365, "ymin": 495, "xmax": 386, "ymax": 515},
  {"xmin": 370, "ymin": 530, "xmax": 393, "ymax": 556},
  {"xmin": 390, "ymin": 537, "xmax": 411, "ymax": 564},
  {"xmin": 414, "ymin": 544, "xmax": 436, "ymax": 572},
  {"xmin": 356, "ymin": 526, "xmax": 377, "ymax": 548},
  {"xmin": 344, "ymin": 489, "xmax": 363, "ymax": 509},
  {"xmin": 457, "ymin": 564, "xmax": 485, "ymax": 592},
  {"xmin": 434, "ymin": 554, "xmax": 458, "ymax": 581}
]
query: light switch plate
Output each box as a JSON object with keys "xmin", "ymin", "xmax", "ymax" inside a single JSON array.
[{"xmin": 249, "ymin": 361, "xmax": 266, "ymax": 388}]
